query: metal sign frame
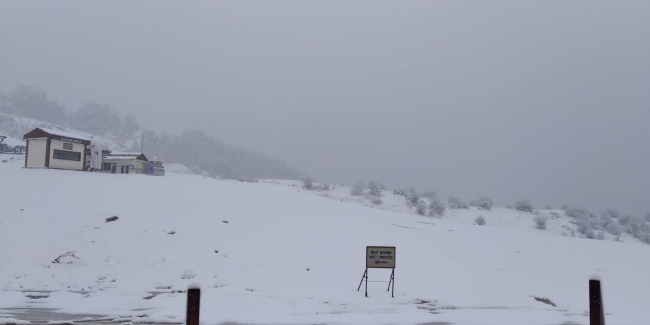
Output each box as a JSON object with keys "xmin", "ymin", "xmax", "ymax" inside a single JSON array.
[{"xmin": 357, "ymin": 246, "xmax": 395, "ymax": 298}]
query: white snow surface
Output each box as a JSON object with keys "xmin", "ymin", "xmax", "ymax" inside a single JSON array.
[
  {"xmin": 0, "ymin": 135, "xmax": 25, "ymax": 147},
  {"xmin": 1, "ymin": 157, "xmax": 649, "ymax": 325}
]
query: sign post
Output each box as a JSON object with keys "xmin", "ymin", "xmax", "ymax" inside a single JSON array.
[{"xmin": 357, "ymin": 246, "xmax": 396, "ymax": 298}]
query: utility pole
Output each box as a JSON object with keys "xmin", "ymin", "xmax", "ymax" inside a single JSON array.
[{"xmin": 140, "ymin": 133, "xmax": 144, "ymax": 153}]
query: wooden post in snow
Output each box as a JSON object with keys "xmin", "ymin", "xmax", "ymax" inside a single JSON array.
[
  {"xmin": 186, "ymin": 285, "xmax": 201, "ymax": 325},
  {"xmin": 589, "ymin": 279, "xmax": 605, "ymax": 325}
]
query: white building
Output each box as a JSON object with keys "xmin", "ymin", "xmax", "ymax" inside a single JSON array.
[
  {"xmin": 23, "ymin": 128, "xmax": 91, "ymax": 171},
  {"xmin": 101, "ymin": 152, "xmax": 148, "ymax": 174}
]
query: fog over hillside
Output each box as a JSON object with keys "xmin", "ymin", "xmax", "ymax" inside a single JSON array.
[
  {"xmin": 1, "ymin": 1, "xmax": 649, "ymax": 215},
  {"xmin": 0, "ymin": 85, "xmax": 303, "ymax": 180}
]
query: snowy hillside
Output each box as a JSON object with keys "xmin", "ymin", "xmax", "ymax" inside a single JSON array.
[
  {"xmin": 0, "ymin": 112, "xmax": 136, "ymax": 153},
  {"xmin": 1, "ymin": 155, "xmax": 649, "ymax": 325},
  {"xmin": 260, "ymin": 180, "xmax": 647, "ymax": 245}
]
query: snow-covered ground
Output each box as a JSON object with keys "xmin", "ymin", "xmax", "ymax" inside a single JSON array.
[
  {"xmin": 259, "ymin": 180, "xmax": 642, "ymax": 244},
  {"xmin": 0, "ymin": 134, "xmax": 25, "ymax": 147},
  {"xmin": 1, "ymin": 155, "xmax": 649, "ymax": 325}
]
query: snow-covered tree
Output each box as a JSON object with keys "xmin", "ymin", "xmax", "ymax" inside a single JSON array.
[
  {"xmin": 367, "ymin": 181, "xmax": 384, "ymax": 197},
  {"xmin": 533, "ymin": 216, "xmax": 547, "ymax": 230},
  {"xmin": 475, "ymin": 215, "xmax": 486, "ymax": 225},
  {"xmin": 429, "ymin": 197, "xmax": 445, "ymax": 217},
  {"xmin": 515, "ymin": 199, "xmax": 534, "ymax": 213},
  {"xmin": 421, "ymin": 191, "xmax": 437, "ymax": 200},
  {"xmin": 471, "ymin": 196, "xmax": 493, "ymax": 211},
  {"xmin": 605, "ymin": 208, "xmax": 620, "ymax": 219},
  {"xmin": 408, "ymin": 190, "xmax": 421, "ymax": 207},
  {"xmin": 71, "ymin": 102, "xmax": 122, "ymax": 136},
  {"xmin": 302, "ymin": 177, "xmax": 314, "ymax": 190},
  {"xmin": 415, "ymin": 199, "xmax": 427, "ymax": 215},
  {"xmin": 350, "ymin": 182, "xmax": 365, "ymax": 196},
  {"xmin": 448, "ymin": 196, "xmax": 468, "ymax": 209},
  {"xmin": 5, "ymin": 85, "xmax": 68, "ymax": 124}
]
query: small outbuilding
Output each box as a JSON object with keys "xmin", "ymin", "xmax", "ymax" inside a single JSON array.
[
  {"xmin": 23, "ymin": 128, "xmax": 91, "ymax": 171},
  {"xmin": 101, "ymin": 152, "xmax": 148, "ymax": 174},
  {"xmin": 146, "ymin": 159, "xmax": 165, "ymax": 176}
]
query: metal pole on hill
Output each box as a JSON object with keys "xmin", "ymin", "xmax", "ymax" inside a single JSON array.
[
  {"xmin": 589, "ymin": 279, "xmax": 605, "ymax": 325},
  {"xmin": 186, "ymin": 286, "xmax": 201, "ymax": 325}
]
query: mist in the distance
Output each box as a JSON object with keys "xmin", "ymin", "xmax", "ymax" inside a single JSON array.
[{"xmin": 1, "ymin": 1, "xmax": 649, "ymax": 216}]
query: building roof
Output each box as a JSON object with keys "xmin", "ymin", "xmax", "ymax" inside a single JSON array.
[
  {"xmin": 103, "ymin": 153, "xmax": 148, "ymax": 162},
  {"xmin": 23, "ymin": 128, "xmax": 91, "ymax": 145}
]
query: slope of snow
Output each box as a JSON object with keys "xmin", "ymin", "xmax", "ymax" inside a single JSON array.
[
  {"xmin": 0, "ymin": 112, "xmax": 131, "ymax": 152},
  {"xmin": 260, "ymin": 180, "xmax": 642, "ymax": 244},
  {"xmin": 1, "ymin": 158, "xmax": 649, "ymax": 325},
  {"xmin": 0, "ymin": 134, "xmax": 25, "ymax": 147}
]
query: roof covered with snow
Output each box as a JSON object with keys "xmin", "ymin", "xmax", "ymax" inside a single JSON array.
[
  {"xmin": 38, "ymin": 128, "xmax": 91, "ymax": 141},
  {"xmin": 103, "ymin": 152, "xmax": 148, "ymax": 161}
]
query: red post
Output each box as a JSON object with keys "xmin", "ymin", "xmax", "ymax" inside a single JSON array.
[
  {"xmin": 589, "ymin": 279, "xmax": 605, "ymax": 325},
  {"xmin": 186, "ymin": 287, "xmax": 201, "ymax": 325}
]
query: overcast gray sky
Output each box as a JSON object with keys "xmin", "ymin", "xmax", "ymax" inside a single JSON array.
[{"xmin": 1, "ymin": 1, "xmax": 649, "ymax": 216}]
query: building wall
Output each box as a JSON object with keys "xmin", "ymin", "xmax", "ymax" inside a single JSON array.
[
  {"xmin": 102, "ymin": 159, "xmax": 147, "ymax": 174},
  {"xmin": 26, "ymin": 138, "xmax": 47, "ymax": 167},
  {"xmin": 86, "ymin": 146, "xmax": 102, "ymax": 171},
  {"xmin": 49, "ymin": 139, "xmax": 85, "ymax": 171}
]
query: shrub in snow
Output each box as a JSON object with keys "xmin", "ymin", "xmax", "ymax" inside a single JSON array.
[
  {"xmin": 51, "ymin": 251, "xmax": 79, "ymax": 264},
  {"xmin": 448, "ymin": 196, "xmax": 468, "ymax": 209},
  {"xmin": 595, "ymin": 232, "xmax": 606, "ymax": 240},
  {"xmin": 316, "ymin": 183, "xmax": 330, "ymax": 191},
  {"xmin": 350, "ymin": 182, "xmax": 365, "ymax": 196},
  {"xmin": 576, "ymin": 217, "xmax": 597, "ymax": 237},
  {"xmin": 619, "ymin": 215, "xmax": 650, "ymax": 242},
  {"xmin": 181, "ymin": 270, "xmax": 197, "ymax": 279},
  {"xmin": 475, "ymin": 215, "xmax": 486, "ymax": 226},
  {"xmin": 565, "ymin": 207, "xmax": 589, "ymax": 219},
  {"xmin": 598, "ymin": 214, "xmax": 620, "ymax": 236},
  {"xmin": 415, "ymin": 199, "xmax": 427, "ymax": 215},
  {"xmin": 515, "ymin": 200, "xmax": 534, "ymax": 213},
  {"xmin": 393, "ymin": 188, "xmax": 408, "ymax": 197},
  {"xmin": 408, "ymin": 192, "xmax": 421, "ymax": 207},
  {"xmin": 605, "ymin": 208, "xmax": 620, "ymax": 219},
  {"xmin": 367, "ymin": 181, "xmax": 384, "ymax": 197},
  {"xmin": 429, "ymin": 197, "xmax": 445, "ymax": 217},
  {"xmin": 371, "ymin": 196, "xmax": 382, "ymax": 205},
  {"xmin": 533, "ymin": 216, "xmax": 547, "ymax": 230},
  {"xmin": 421, "ymin": 191, "xmax": 437, "ymax": 200},
  {"xmin": 471, "ymin": 196, "xmax": 493, "ymax": 211},
  {"xmin": 302, "ymin": 177, "xmax": 314, "ymax": 190}
]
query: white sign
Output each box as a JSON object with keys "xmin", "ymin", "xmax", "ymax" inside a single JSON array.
[
  {"xmin": 366, "ymin": 246, "xmax": 396, "ymax": 268},
  {"xmin": 60, "ymin": 137, "xmax": 83, "ymax": 144}
]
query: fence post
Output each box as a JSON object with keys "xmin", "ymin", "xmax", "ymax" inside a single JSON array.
[
  {"xmin": 186, "ymin": 285, "xmax": 201, "ymax": 325},
  {"xmin": 589, "ymin": 279, "xmax": 605, "ymax": 325}
]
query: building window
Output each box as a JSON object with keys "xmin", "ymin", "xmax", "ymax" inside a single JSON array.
[
  {"xmin": 53, "ymin": 149, "xmax": 81, "ymax": 161},
  {"xmin": 63, "ymin": 143, "xmax": 73, "ymax": 150},
  {"xmin": 101, "ymin": 163, "xmax": 112, "ymax": 172}
]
